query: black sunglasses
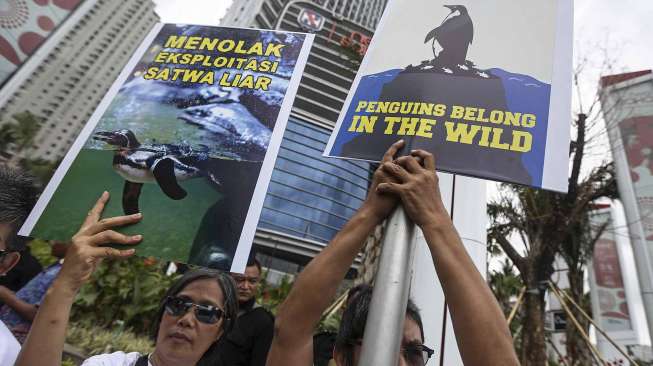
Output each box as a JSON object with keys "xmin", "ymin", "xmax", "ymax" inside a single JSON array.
[
  {"xmin": 164, "ymin": 296, "xmax": 225, "ymax": 324},
  {"xmin": 402, "ymin": 343, "xmax": 435, "ymax": 366},
  {"xmin": 349, "ymin": 340, "xmax": 435, "ymax": 366}
]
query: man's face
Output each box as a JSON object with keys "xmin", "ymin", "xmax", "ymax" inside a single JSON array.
[
  {"xmin": 231, "ymin": 265, "xmax": 261, "ymax": 303},
  {"xmin": 0, "ymin": 222, "xmax": 20, "ymax": 275}
]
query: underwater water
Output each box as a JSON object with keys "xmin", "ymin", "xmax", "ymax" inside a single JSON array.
[
  {"xmin": 87, "ymin": 95, "xmax": 251, "ymax": 161},
  {"xmin": 32, "ymin": 149, "xmax": 224, "ymax": 263}
]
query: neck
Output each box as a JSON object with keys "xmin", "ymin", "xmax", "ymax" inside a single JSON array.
[
  {"xmin": 239, "ymin": 297, "xmax": 256, "ymax": 312},
  {"xmin": 150, "ymin": 349, "xmax": 199, "ymax": 366}
]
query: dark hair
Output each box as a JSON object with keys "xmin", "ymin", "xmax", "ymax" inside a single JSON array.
[
  {"xmin": 0, "ymin": 166, "xmax": 38, "ymax": 250},
  {"xmin": 151, "ymin": 269, "xmax": 239, "ymax": 366},
  {"xmin": 246, "ymin": 257, "xmax": 262, "ymax": 274},
  {"xmin": 334, "ymin": 286, "xmax": 425, "ymax": 366}
]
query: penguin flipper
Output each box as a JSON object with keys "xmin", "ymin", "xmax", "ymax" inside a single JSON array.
[
  {"xmin": 424, "ymin": 28, "xmax": 438, "ymax": 43},
  {"xmin": 122, "ymin": 181, "xmax": 143, "ymax": 215},
  {"xmin": 152, "ymin": 158, "xmax": 187, "ymax": 200}
]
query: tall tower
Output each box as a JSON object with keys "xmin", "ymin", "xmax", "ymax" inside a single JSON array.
[
  {"xmin": 0, "ymin": 0, "xmax": 159, "ymax": 162},
  {"xmin": 220, "ymin": 0, "xmax": 388, "ymax": 281}
]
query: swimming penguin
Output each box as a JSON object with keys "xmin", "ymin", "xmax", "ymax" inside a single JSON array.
[
  {"xmin": 424, "ymin": 5, "xmax": 474, "ymax": 67},
  {"xmin": 93, "ymin": 129, "xmax": 218, "ymax": 215}
]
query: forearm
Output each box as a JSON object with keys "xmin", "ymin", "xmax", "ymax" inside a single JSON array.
[
  {"xmin": 1, "ymin": 294, "xmax": 38, "ymax": 321},
  {"xmin": 422, "ymin": 220, "xmax": 518, "ymax": 366},
  {"xmin": 268, "ymin": 207, "xmax": 380, "ymax": 363},
  {"xmin": 15, "ymin": 278, "xmax": 78, "ymax": 366}
]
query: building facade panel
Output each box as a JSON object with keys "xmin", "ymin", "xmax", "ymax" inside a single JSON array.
[{"xmin": 259, "ymin": 118, "xmax": 370, "ymax": 244}]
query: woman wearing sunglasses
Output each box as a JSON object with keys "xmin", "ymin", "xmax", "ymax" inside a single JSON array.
[{"xmin": 15, "ymin": 191, "xmax": 238, "ymax": 366}]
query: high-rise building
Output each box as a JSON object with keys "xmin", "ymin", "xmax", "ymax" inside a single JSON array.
[
  {"xmin": 221, "ymin": 0, "xmax": 388, "ymax": 279},
  {"xmin": 0, "ymin": 0, "xmax": 159, "ymax": 161},
  {"xmin": 0, "ymin": 0, "xmax": 83, "ymax": 87},
  {"xmin": 600, "ymin": 69, "xmax": 653, "ymax": 344}
]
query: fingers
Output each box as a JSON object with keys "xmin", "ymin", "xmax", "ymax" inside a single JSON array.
[
  {"xmin": 382, "ymin": 140, "xmax": 405, "ymax": 163},
  {"xmin": 376, "ymin": 182, "xmax": 401, "ymax": 195},
  {"xmin": 90, "ymin": 246, "xmax": 136, "ymax": 259},
  {"xmin": 411, "ymin": 150, "xmax": 436, "ymax": 171},
  {"xmin": 90, "ymin": 230, "xmax": 142, "ymax": 247},
  {"xmin": 82, "ymin": 191, "xmax": 110, "ymax": 229},
  {"xmin": 87, "ymin": 213, "xmax": 142, "ymax": 235},
  {"xmin": 394, "ymin": 156, "xmax": 422, "ymax": 174},
  {"xmin": 381, "ymin": 161, "xmax": 410, "ymax": 182}
]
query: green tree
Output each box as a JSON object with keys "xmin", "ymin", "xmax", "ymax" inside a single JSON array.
[
  {"xmin": 0, "ymin": 123, "xmax": 16, "ymax": 152},
  {"xmin": 19, "ymin": 157, "xmax": 61, "ymax": 187},
  {"xmin": 487, "ymin": 111, "xmax": 616, "ymax": 366},
  {"xmin": 489, "ymin": 259, "xmax": 523, "ymax": 317},
  {"xmin": 10, "ymin": 111, "xmax": 43, "ymax": 151}
]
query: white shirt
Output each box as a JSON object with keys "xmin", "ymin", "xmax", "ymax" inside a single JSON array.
[
  {"xmin": 0, "ymin": 320, "xmax": 20, "ymax": 366},
  {"xmin": 81, "ymin": 351, "xmax": 151, "ymax": 366}
]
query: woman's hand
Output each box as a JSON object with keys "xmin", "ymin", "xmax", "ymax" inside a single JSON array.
[
  {"xmin": 376, "ymin": 150, "xmax": 450, "ymax": 229},
  {"xmin": 56, "ymin": 191, "xmax": 143, "ymax": 293},
  {"xmin": 361, "ymin": 140, "xmax": 405, "ymax": 223}
]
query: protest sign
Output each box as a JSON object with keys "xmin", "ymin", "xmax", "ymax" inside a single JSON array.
[
  {"xmin": 19, "ymin": 24, "xmax": 313, "ymax": 273},
  {"xmin": 324, "ymin": 0, "xmax": 573, "ymax": 192}
]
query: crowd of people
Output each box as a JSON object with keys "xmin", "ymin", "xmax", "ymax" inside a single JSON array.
[{"xmin": 0, "ymin": 142, "xmax": 519, "ymax": 366}]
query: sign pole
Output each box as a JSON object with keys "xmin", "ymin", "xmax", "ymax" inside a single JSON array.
[{"xmin": 359, "ymin": 206, "xmax": 416, "ymax": 366}]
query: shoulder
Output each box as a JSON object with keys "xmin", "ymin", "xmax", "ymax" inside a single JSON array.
[
  {"xmin": 0, "ymin": 321, "xmax": 20, "ymax": 366},
  {"xmin": 250, "ymin": 306, "xmax": 274, "ymax": 321},
  {"xmin": 81, "ymin": 351, "xmax": 142, "ymax": 366}
]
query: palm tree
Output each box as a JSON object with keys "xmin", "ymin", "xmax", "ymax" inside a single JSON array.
[
  {"xmin": 0, "ymin": 123, "xmax": 16, "ymax": 152},
  {"xmin": 11, "ymin": 111, "xmax": 43, "ymax": 152}
]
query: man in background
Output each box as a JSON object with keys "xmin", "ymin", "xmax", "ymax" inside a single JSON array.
[
  {"xmin": 0, "ymin": 166, "xmax": 38, "ymax": 365},
  {"xmin": 0, "ymin": 241, "xmax": 68, "ymax": 343},
  {"xmin": 0, "ymin": 246, "xmax": 42, "ymax": 297},
  {"xmin": 216, "ymin": 257, "xmax": 275, "ymax": 366}
]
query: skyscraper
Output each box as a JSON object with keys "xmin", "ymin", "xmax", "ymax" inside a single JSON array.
[
  {"xmin": 0, "ymin": 0, "xmax": 159, "ymax": 162},
  {"xmin": 221, "ymin": 0, "xmax": 388, "ymax": 279}
]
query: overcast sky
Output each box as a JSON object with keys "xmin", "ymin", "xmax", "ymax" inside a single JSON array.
[{"xmin": 151, "ymin": 0, "xmax": 652, "ymax": 102}]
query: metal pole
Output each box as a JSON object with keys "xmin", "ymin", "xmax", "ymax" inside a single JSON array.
[{"xmin": 358, "ymin": 206, "xmax": 416, "ymax": 366}]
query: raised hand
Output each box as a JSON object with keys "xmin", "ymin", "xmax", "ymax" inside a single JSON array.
[
  {"xmin": 362, "ymin": 140, "xmax": 405, "ymax": 223},
  {"xmin": 376, "ymin": 149, "xmax": 450, "ymax": 229},
  {"xmin": 57, "ymin": 191, "xmax": 143, "ymax": 292}
]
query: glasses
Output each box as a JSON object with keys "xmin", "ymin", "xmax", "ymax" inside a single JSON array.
[
  {"xmin": 349, "ymin": 340, "xmax": 435, "ymax": 366},
  {"xmin": 164, "ymin": 296, "xmax": 225, "ymax": 324},
  {"xmin": 402, "ymin": 343, "xmax": 435, "ymax": 366}
]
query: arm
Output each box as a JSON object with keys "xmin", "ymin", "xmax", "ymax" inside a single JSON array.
[
  {"xmin": 15, "ymin": 192, "xmax": 143, "ymax": 366},
  {"xmin": 266, "ymin": 141, "xmax": 405, "ymax": 366},
  {"xmin": 378, "ymin": 151, "xmax": 519, "ymax": 366},
  {"xmin": 0, "ymin": 286, "xmax": 38, "ymax": 321}
]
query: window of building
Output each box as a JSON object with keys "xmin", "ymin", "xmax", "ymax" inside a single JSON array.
[{"xmin": 258, "ymin": 119, "xmax": 371, "ymax": 243}]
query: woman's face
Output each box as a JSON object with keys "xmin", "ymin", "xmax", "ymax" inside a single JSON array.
[{"xmin": 155, "ymin": 278, "xmax": 225, "ymax": 363}]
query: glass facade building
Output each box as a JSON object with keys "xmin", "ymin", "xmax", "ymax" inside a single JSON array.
[
  {"xmin": 259, "ymin": 118, "xmax": 370, "ymax": 244},
  {"xmin": 222, "ymin": 0, "xmax": 386, "ymax": 276}
]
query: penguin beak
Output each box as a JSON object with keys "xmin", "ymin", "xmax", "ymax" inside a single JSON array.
[
  {"xmin": 443, "ymin": 5, "xmax": 456, "ymax": 12},
  {"xmin": 93, "ymin": 131, "xmax": 122, "ymax": 146}
]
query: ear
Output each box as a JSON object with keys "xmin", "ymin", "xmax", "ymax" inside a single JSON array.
[{"xmin": 0, "ymin": 252, "xmax": 20, "ymax": 276}]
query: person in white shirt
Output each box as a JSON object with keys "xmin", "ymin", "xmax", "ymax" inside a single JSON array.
[
  {"xmin": 15, "ymin": 192, "xmax": 239, "ymax": 366},
  {"xmin": 0, "ymin": 167, "xmax": 38, "ymax": 365}
]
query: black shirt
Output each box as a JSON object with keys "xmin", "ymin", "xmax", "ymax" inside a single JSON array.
[
  {"xmin": 0, "ymin": 249, "xmax": 42, "ymax": 293},
  {"xmin": 215, "ymin": 298, "xmax": 275, "ymax": 366}
]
